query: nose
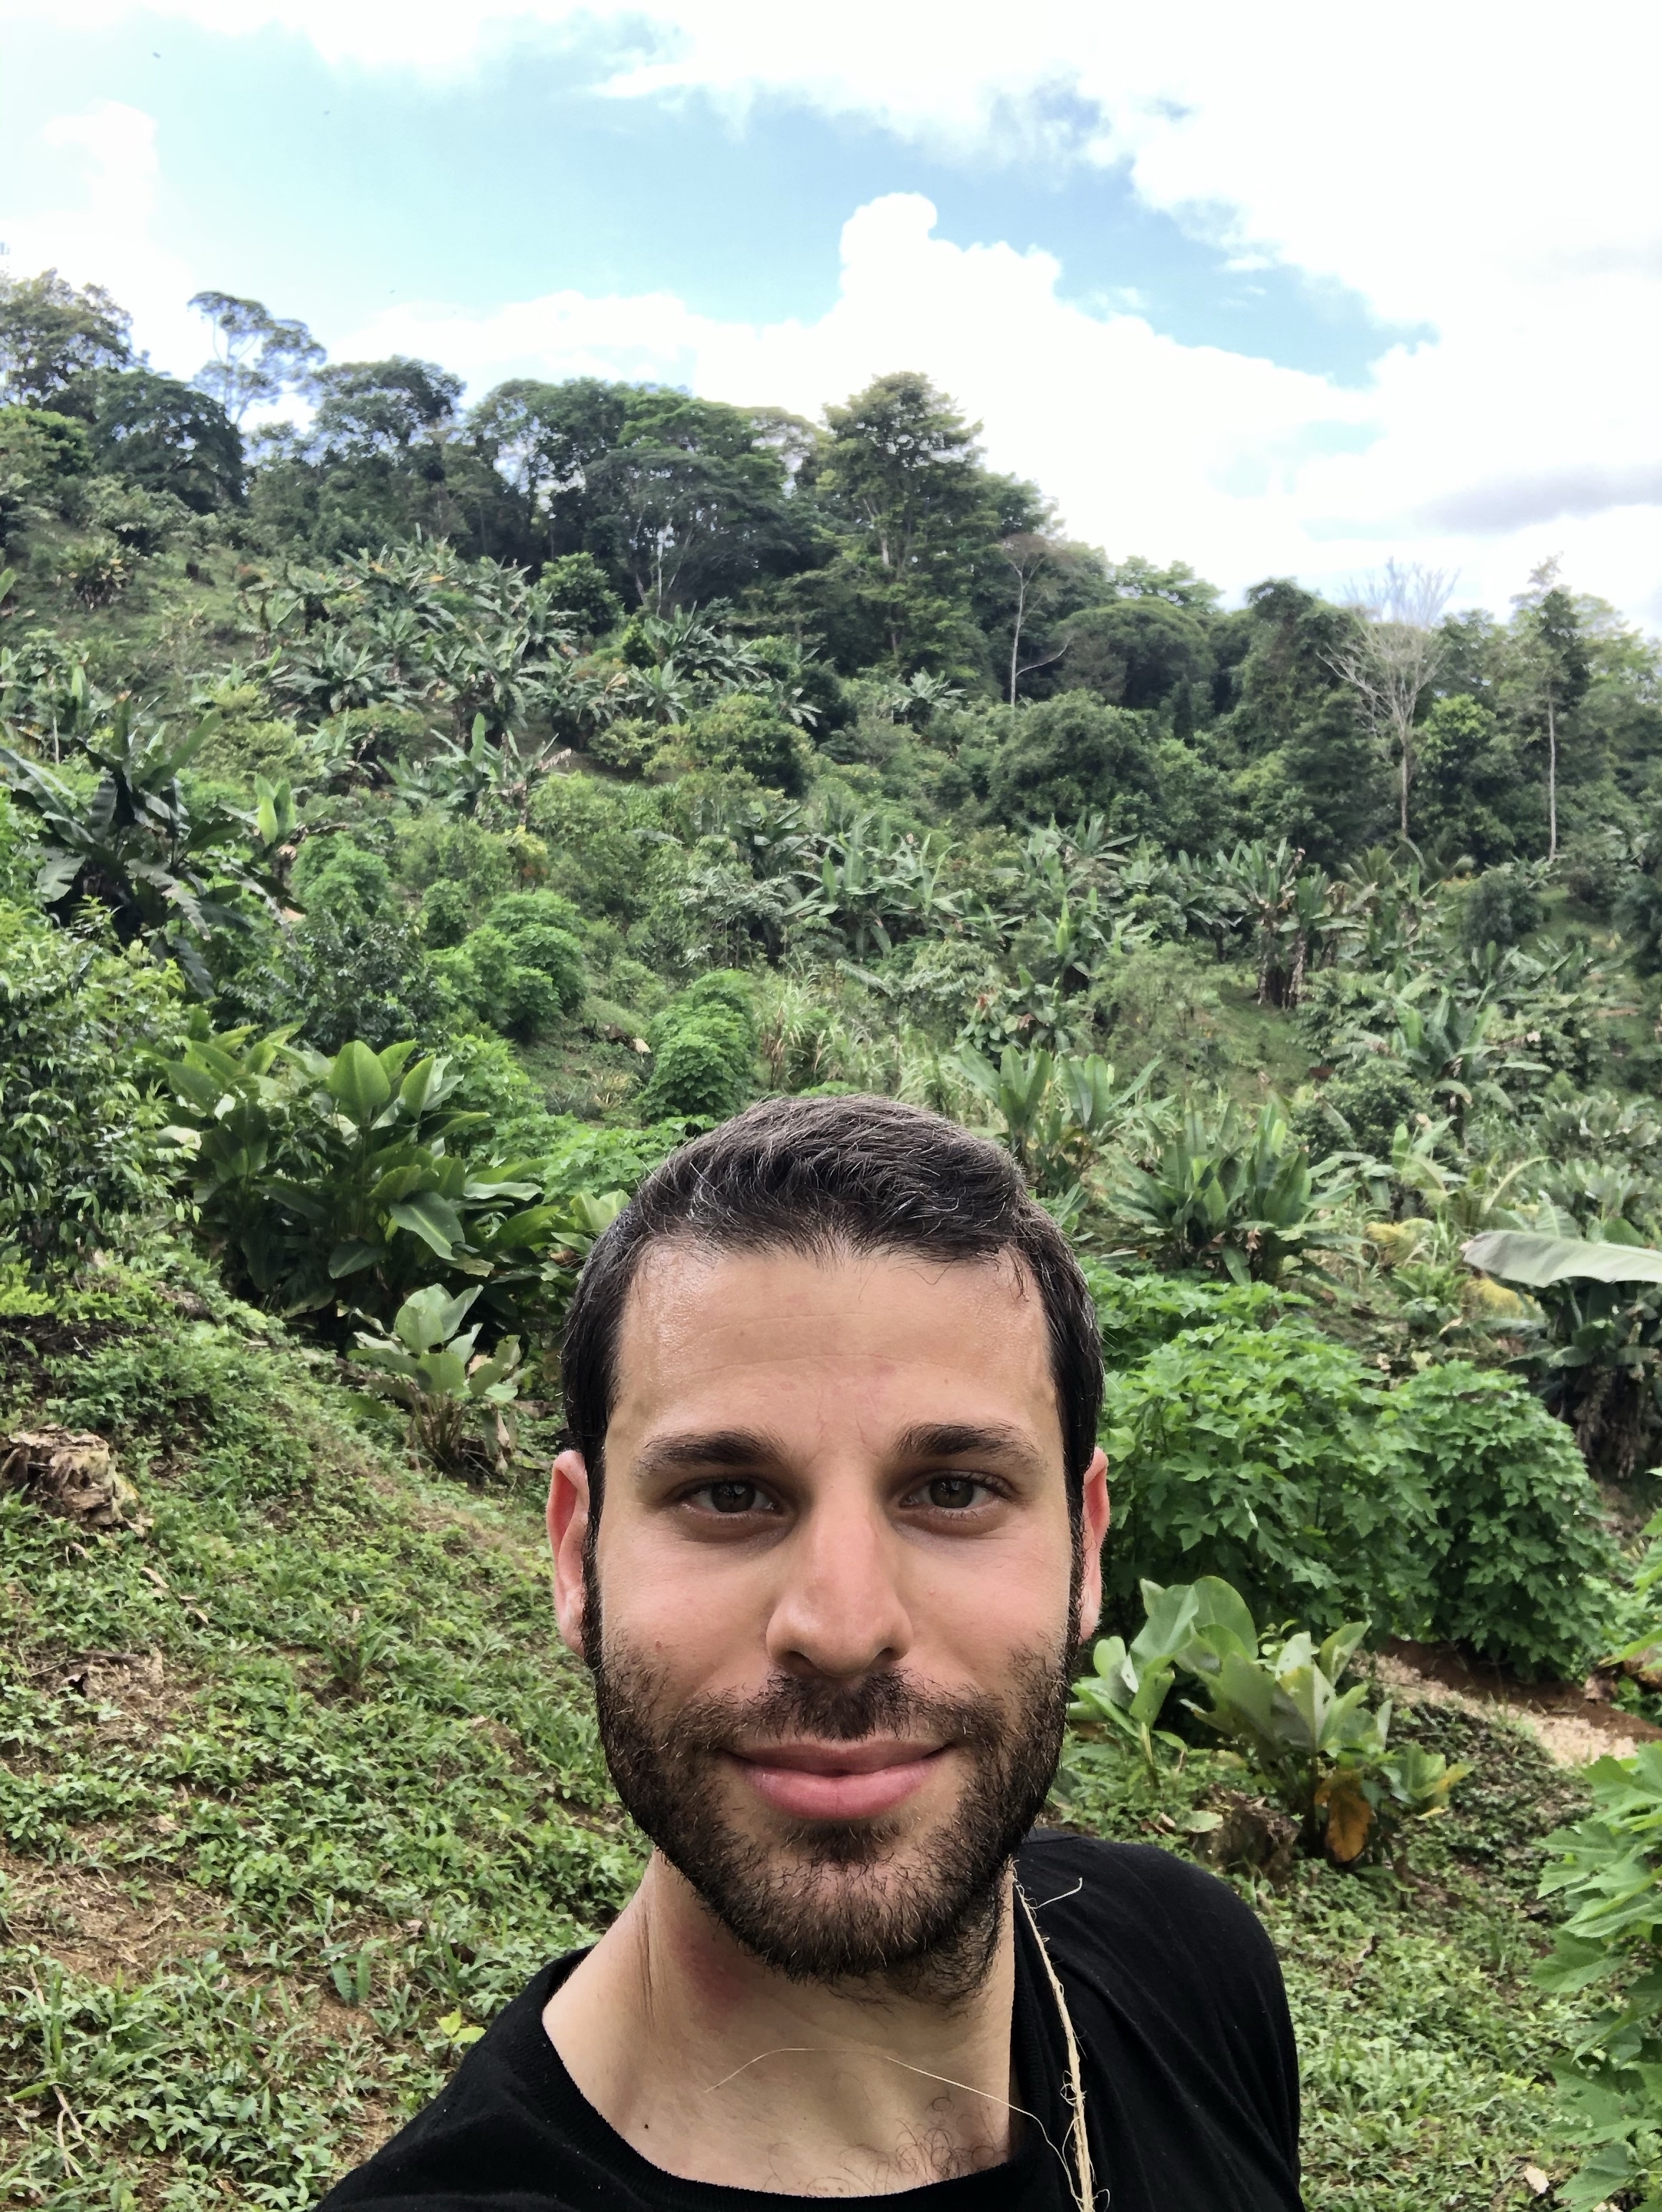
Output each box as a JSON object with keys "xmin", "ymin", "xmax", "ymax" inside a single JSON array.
[{"xmin": 763, "ymin": 1479, "xmax": 913, "ymax": 1683}]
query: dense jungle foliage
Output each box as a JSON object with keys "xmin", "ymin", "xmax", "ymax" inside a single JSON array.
[{"xmin": 9, "ymin": 266, "xmax": 1662, "ymax": 2208}]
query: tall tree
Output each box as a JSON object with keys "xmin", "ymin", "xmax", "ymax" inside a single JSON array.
[
  {"xmin": 812, "ymin": 372, "xmax": 1042, "ymax": 672},
  {"xmin": 190, "ymin": 292, "xmax": 325, "ymax": 425},
  {"xmin": 62, "ymin": 367, "xmax": 244, "ymax": 511},
  {"xmin": 0, "ymin": 269, "xmax": 131, "ymax": 403},
  {"xmin": 1325, "ymin": 559, "xmax": 1456, "ymax": 838},
  {"xmin": 308, "ymin": 358, "xmax": 463, "ymax": 458},
  {"xmin": 1511, "ymin": 557, "xmax": 1590, "ymax": 862}
]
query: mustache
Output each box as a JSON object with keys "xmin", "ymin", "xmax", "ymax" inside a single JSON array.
[{"xmin": 594, "ymin": 1660, "xmax": 1007, "ymax": 1759}]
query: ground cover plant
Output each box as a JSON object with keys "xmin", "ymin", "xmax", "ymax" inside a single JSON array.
[{"xmin": 8, "ymin": 258, "xmax": 1662, "ymax": 2203}]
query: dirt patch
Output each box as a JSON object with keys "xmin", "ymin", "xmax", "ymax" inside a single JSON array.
[
  {"xmin": 32, "ymin": 1648, "xmax": 197, "ymax": 1749},
  {"xmin": 0, "ymin": 1847, "xmax": 226, "ymax": 1978},
  {"xmin": 1375, "ymin": 1638, "xmax": 1662, "ymax": 1766}
]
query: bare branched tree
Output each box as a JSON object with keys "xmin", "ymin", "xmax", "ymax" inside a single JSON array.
[
  {"xmin": 997, "ymin": 534, "xmax": 1069, "ymax": 707},
  {"xmin": 1325, "ymin": 559, "xmax": 1457, "ymax": 840}
]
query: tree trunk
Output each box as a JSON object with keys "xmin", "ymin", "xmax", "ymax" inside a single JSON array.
[
  {"xmin": 1547, "ymin": 694, "xmax": 1558, "ymax": 862},
  {"xmin": 1008, "ymin": 577, "xmax": 1027, "ymax": 708},
  {"xmin": 1398, "ymin": 713, "xmax": 1411, "ymax": 839}
]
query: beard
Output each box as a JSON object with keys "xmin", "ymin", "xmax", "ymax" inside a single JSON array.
[{"xmin": 587, "ymin": 1563, "xmax": 1072, "ymax": 2000}]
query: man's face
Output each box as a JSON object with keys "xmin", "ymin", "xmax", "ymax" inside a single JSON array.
[{"xmin": 548, "ymin": 1243, "xmax": 1109, "ymax": 1991}]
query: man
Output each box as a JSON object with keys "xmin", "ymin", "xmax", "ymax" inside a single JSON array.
[{"xmin": 322, "ymin": 1094, "xmax": 1303, "ymax": 2210}]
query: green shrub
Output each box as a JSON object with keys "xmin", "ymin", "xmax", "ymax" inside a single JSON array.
[
  {"xmin": 0, "ymin": 902, "xmax": 182, "ymax": 1269},
  {"xmin": 1086, "ymin": 1263, "xmax": 1297, "ymax": 1367},
  {"xmin": 1535, "ymin": 1745, "xmax": 1662, "ymax": 2207},
  {"xmin": 421, "ymin": 878, "xmax": 473, "ymax": 947},
  {"xmin": 396, "ymin": 815, "xmax": 515, "ymax": 908},
  {"xmin": 1100, "ymin": 1317, "xmax": 1436, "ymax": 1636},
  {"xmin": 637, "ymin": 970, "xmax": 756, "ymax": 1120},
  {"xmin": 1383, "ymin": 1362, "xmax": 1616, "ymax": 1678},
  {"xmin": 542, "ymin": 550, "xmax": 623, "ymax": 638},
  {"xmin": 432, "ymin": 893, "xmax": 586, "ymax": 1039},
  {"xmin": 159, "ymin": 1032, "xmax": 554, "ymax": 1332},
  {"xmin": 290, "ymin": 835, "xmax": 396, "ymax": 917},
  {"xmin": 1289, "ymin": 1060, "xmax": 1428, "ymax": 1160},
  {"xmin": 527, "ymin": 774, "xmax": 655, "ymax": 920},
  {"xmin": 243, "ymin": 904, "xmax": 441, "ymax": 1055},
  {"xmin": 1103, "ymin": 1319, "xmax": 1617, "ymax": 1678},
  {"xmin": 1459, "ymin": 865, "xmax": 1544, "ymax": 954},
  {"xmin": 1070, "ymin": 1576, "xmax": 1466, "ymax": 1866},
  {"xmin": 678, "ymin": 693, "xmax": 808, "ymax": 795}
]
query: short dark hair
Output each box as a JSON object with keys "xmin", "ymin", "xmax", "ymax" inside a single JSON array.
[{"xmin": 560, "ymin": 1092, "xmax": 1103, "ymax": 1516}]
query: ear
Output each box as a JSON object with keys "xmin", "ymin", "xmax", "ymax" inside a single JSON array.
[
  {"xmin": 548, "ymin": 1448, "xmax": 592, "ymax": 1662},
  {"xmin": 1075, "ymin": 1447, "xmax": 1110, "ymax": 1645}
]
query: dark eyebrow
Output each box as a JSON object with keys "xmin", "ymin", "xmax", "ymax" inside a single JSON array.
[
  {"xmin": 891, "ymin": 1422, "xmax": 1042, "ymax": 1468},
  {"xmin": 630, "ymin": 1429, "xmax": 785, "ymax": 1484}
]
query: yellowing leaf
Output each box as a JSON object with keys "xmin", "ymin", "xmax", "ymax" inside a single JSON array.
[{"xmin": 1316, "ymin": 1769, "xmax": 1374, "ymax": 1864}]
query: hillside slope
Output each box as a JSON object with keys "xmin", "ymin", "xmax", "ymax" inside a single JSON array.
[{"xmin": 0, "ymin": 1256, "xmax": 1596, "ymax": 2211}]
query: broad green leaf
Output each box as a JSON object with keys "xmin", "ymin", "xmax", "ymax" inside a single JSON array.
[
  {"xmin": 1464, "ymin": 1228, "xmax": 1662, "ymax": 1288},
  {"xmin": 328, "ymin": 1238, "xmax": 386, "ymax": 1279},
  {"xmin": 327, "ymin": 1040, "xmax": 393, "ymax": 1127},
  {"xmin": 392, "ymin": 1281, "xmax": 480, "ymax": 1352},
  {"xmin": 413, "ymin": 1347, "xmax": 470, "ymax": 1396},
  {"xmin": 388, "ymin": 1191, "xmax": 464, "ymax": 1256}
]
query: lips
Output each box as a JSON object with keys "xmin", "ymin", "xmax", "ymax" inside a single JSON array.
[{"xmin": 727, "ymin": 1737, "xmax": 950, "ymax": 1822}]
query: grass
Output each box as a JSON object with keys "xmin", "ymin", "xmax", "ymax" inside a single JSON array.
[{"xmin": 0, "ymin": 1261, "xmax": 1601, "ymax": 2210}]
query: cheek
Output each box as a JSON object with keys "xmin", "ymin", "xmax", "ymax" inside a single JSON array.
[{"xmin": 591, "ymin": 1514, "xmax": 767, "ymax": 1680}]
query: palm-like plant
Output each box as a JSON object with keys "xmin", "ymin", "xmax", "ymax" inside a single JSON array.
[
  {"xmin": 1378, "ymin": 984, "xmax": 1544, "ymax": 1129},
  {"xmin": 1110, "ymin": 1095, "xmax": 1358, "ymax": 1284},
  {"xmin": 0, "ymin": 706, "xmax": 282, "ymax": 987}
]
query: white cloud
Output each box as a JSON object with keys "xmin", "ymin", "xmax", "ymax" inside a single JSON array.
[
  {"xmin": 326, "ymin": 181, "xmax": 1662, "ymax": 624},
  {"xmin": 9, "ymin": 1, "xmax": 1662, "ymax": 622},
  {"xmin": 0, "ymin": 100, "xmax": 206, "ymax": 377}
]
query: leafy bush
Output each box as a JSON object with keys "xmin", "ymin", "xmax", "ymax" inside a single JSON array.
[
  {"xmin": 1103, "ymin": 1317, "xmax": 1616, "ymax": 1678},
  {"xmin": 637, "ymin": 969, "xmax": 756, "ymax": 1120},
  {"xmin": 1291, "ymin": 1060, "xmax": 1428, "ymax": 1159},
  {"xmin": 1071, "ymin": 1576, "xmax": 1466, "ymax": 1865},
  {"xmin": 246, "ymin": 903, "xmax": 442, "ymax": 1054},
  {"xmin": 160, "ymin": 1031, "xmax": 554, "ymax": 1330},
  {"xmin": 432, "ymin": 893, "xmax": 586, "ymax": 1039},
  {"xmin": 677, "ymin": 693, "xmax": 808, "ymax": 795},
  {"xmin": 1459, "ymin": 865, "xmax": 1544, "ymax": 953},
  {"xmin": 1100, "ymin": 1317, "xmax": 1432, "ymax": 1634},
  {"xmin": 0, "ymin": 902, "xmax": 182, "ymax": 1268},
  {"xmin": 351, "ymin": 1282, "xmax": 523, "ymax": 1476},
  {"xmin": 1086, "ymin": 1263, "xmax": 1297, "ymax": 1367},
  {"xmin": 1536, "ymin": 1746, "xmax": 1662, "ymax": 2208},
  {"xmin": 1382, "ymin": 1362, "xmax": 1616, "ymax": 1678},
  {"xmin": 527, "ymin": 772, "xmax": 657, "ymax": 921}
]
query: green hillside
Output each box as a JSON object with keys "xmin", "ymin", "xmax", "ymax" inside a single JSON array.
[{"xmin": 7, "ymin": 264, "xmax": 1662, "ymax": 2208}]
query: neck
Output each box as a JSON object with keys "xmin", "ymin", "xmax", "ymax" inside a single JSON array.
[{"xmin": 543, "ymin": 1850, "xmax": 1022, "ymax": 2197}]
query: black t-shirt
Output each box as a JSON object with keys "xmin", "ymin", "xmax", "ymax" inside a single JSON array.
[{"xmin": 318, "ymin": 1834, "xmax": 1304, "ymax": 2211}]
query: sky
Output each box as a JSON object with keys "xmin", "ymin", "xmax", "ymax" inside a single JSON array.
[{"xmin": 3, "ymin": 0, "xmax": 1661, "ymax": 626}]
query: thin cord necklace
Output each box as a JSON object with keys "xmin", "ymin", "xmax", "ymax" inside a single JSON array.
[{"xmin": 1017, "ymin": 1885, "xmax": 1097, "ymax": 2212}]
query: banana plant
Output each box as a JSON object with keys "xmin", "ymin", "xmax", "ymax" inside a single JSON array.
[
  {"xmin": 1464, "ymin": 1225, "xmax": 1662, "ymax": 1476},
  {"xmin": 0, "ymin": 704, "xmax": 284, "ymax": 988},
  {"xmin": 352, "ymin": 1282, "xmax": 523, "ymax": 1473}
]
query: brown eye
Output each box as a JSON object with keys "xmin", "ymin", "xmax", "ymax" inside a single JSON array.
[
  {"xmin": 706, "ymin": 1481, "xmax": 761, "ymax": 1514},
  {"xmin": 923, "ymin": 1476, "xmax": 981, "ymax": 1510}
]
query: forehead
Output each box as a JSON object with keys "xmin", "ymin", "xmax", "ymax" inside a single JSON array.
[{"xmin": 610, "ymin": 1241, "xmax": 1062, "ymax": 1452}]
